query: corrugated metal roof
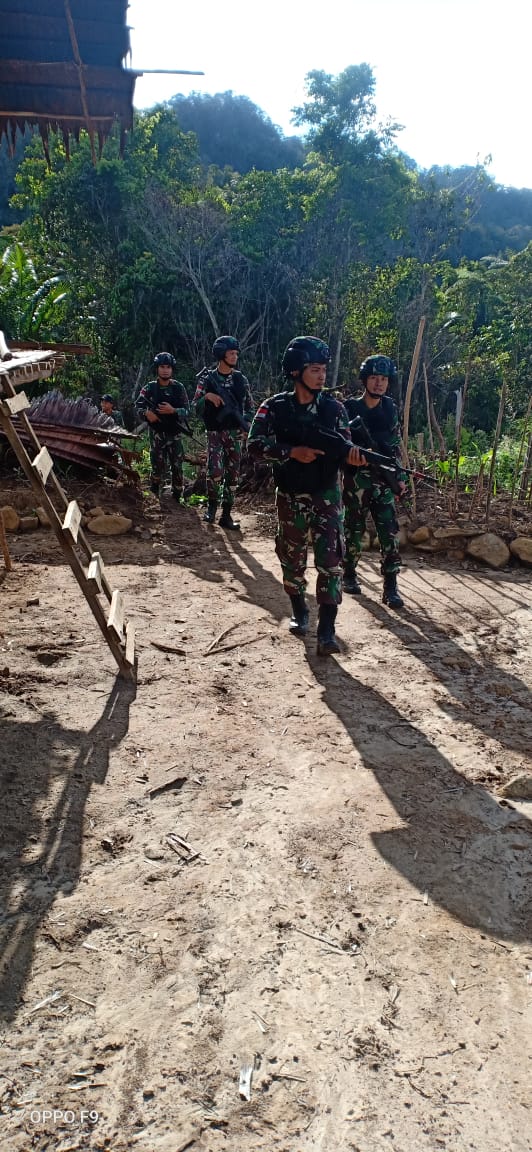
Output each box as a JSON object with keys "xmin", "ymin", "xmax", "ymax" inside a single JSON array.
[{"xmin": 0, "ymin": 0, "xmax": 137, "ymax": 158}]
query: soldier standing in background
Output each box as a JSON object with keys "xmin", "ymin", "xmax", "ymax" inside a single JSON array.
[
  {"xmin": 247, "ymin": 336, "xmax": 365, "ymax": 657},
  {"xmin": 100, "ymin": 394, "xmax": 124, "ymax": 425},
  {"xmin": 193, "ymin": 336, "xmax": 254, "ymax": 530},
  {"xmin": 135, "ymin": 352, "xmax": 190, "ymax": 501},
  {"xmin": 343, "ymin": 354, "xmax": 406, "ymax": 608}
]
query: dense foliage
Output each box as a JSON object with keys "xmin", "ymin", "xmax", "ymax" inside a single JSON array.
[{"xmin": 0, "ymin": 68, "xmax": 530, "ymax": 463}]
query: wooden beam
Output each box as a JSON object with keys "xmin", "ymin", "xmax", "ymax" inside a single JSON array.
[
  {"xmin": 62, "ymin": 499, "xmax": 82, "ymax": 543},
  {"xmin": 32, "ymin": 445, "xmax": 54, "ymax": 483},
  {"xmin": 0, "ymin": 391, "xmax": 30, "ymax": 415},
  {"xmin": 125, "ymin": 620, "xmax": 135, "ymax": 667},
  {"xmin": 87, "ymin": 551, "xmax": 104, "ymax": 593},
  {"xmin": 107, "ymin": 590, "xmax": 125, "ymax": 639},
  {"xmin": 8, "ymin": 340, "xmax": 92, "ymax": 356}
]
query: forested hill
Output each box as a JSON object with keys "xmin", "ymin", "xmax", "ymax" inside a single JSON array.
[{"xmin": 1, "ymin": 90, "xmax": 531, "ymax": 260}]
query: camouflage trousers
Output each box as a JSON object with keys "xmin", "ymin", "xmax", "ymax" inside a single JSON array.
[
  {"xmin": 275, "ymin": 489, "xmax": 344, "ymax": 605},
  {"xmin": 149, "ymin": 429, "xmax": 184, "ymax": 491},
  {"xmin": 207, "ymin": 429, "xmax": 242, "ymax": 507},
  {"xmin": 343, "ymin": 470, "xmax": 401, "ymax": 576}
]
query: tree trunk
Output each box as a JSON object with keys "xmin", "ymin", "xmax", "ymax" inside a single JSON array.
[
  {"xmin": 330, "ymin": 330, "xmax": 342, "ymax": 392},
  {"xmin": 519, "ymin": 433, "xmax": 532, "ymax": 501}
]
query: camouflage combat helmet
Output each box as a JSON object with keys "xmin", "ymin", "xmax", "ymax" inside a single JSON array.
[
  {"xmin": 153, "ymin": 352, "xmax": 176, "ymax": 368},
  {"xmin": 212, "ymin": 335, "xmax": 240, "ymax": 359},
  {"xmin": 282, "ymin": 336, "xmax": 331, "ymax": 377},
  {"xmin": 359, "ymin": 354, "xmax": 397, "ymax": 387}
]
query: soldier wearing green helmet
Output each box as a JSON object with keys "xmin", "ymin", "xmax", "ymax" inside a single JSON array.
[
  {"xmin": 247, "ymin": 335, "xmax": 366, "ymax": 656},
  {"xmin": 193, "ymin": 335, "xmax": 254, "ymax": 530},
  {"xmin": 343, "ymin": 353, "xmax": 407, "ymax": 608}
]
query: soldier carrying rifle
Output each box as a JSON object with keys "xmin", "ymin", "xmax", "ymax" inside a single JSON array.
[
  {"xmin": 136, "ymin": 352, "xmax": 191, "ymax": 502},
  {"xmin": 193, "ymin": 336, "xmax": 254, "ymax": 531},
  {"xmin": 247, "ymin": 336, "xmax": 366, "ymax": 656},
  {"xmin": 343, "ymin": 354, "xmax": 407, "ymax": 608}
]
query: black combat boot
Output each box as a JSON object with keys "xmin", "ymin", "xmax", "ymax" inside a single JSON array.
[
  {"xmin": 203, "ymin": 500, "xmax": 218, "ymax": 524},
  {"xmin": 316, "ymin": 604, "xmax": 340, "ymax": 657},
  {"xmin": 172, "ymin": 488, "xmax": 183, "ymax": 503},
  {"xmin": 219, "ymin": 504, "xmax": 240, "ymax": 531},
  {"xmin": 382, "ymin": 573, "xmax": 404, "ymax": 609},
  {"xmin": 288, "ymin": 593, "xmax": 309, "ymax": 636},
  {"xmin": 343, "ymin": 565, "xmax": 362, "ymax": 595}
]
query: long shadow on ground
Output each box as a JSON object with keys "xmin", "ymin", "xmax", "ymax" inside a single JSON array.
[{"xmin": 0, "ymin": 675, "xmax": 135, "ymax": 1020}]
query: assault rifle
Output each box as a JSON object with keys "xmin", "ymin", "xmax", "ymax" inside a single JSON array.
[
  {"xmin": 285, "ymin": 416, "xmax": 433, "ymax": 495},
  {"xmin": 199, "ymin": 369, "xmax": 251, "ymax": 434},
  {"xmin": 143, "ymin": 387, "xmax": 203, "ymax": 446}
]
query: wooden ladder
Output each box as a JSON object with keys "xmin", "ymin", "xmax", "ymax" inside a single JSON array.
[{"xmin": 0, "ymin": 348, "xmax": 136, "ymax": 681}]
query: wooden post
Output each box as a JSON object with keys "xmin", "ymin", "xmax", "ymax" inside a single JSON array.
[
  {"xmin": 508, "ymin": 396, "xmax": 532, "ymax": 526},
  {"xmin": 402, "ymin": 317, "xmax": 426, "ymax": 468},
  {"xmin": 485, "ymin": 377, "xmax": 507, "ymax": 527},
  {"xmin": 452, "ymin": 356, "xmax": 470, "ymax": 514},
  {"xmin": 422, "ymin": 364, "xmax": 435, "ymax": 456},
  {"xmin": 0, "ymin": 509, "xmax": 12, "ymax": 572}
]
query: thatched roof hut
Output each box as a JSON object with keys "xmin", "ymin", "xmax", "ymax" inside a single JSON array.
[{"xmin": 0, "ymin": 0, "xmax": 137, "ymax": 160}]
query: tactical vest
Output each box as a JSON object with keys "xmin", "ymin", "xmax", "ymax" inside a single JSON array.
[
  {"xmin": 144, "ymin": 379, "xmax": 188, "ymax": 433},
  {"xmin": 270, "ymin": 391, "xmax": 342, "ymax": 495},
  {"xmin": 345, "ymin": 394, "xmax": 397, "ymax": 457},
  {"xmin": 200, "ymin": 368, "xmax": 247, "ymax": 431}
]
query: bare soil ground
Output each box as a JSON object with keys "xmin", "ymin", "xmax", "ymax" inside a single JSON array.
[{"xmin": 0, "ymin": 482, "xmax": 531, "ymax": 1152}]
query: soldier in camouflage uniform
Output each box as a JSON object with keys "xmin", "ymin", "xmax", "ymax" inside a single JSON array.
[
  {"xmin": 193, "ymin": 336, "xmax": 254, "ymax": 531},
  {"xmin": 136, "ymin": 352, "xmax": 190, "ymax": 501},
  {"xmin": 343, "ymin": 354, "xmax": 406, "ymax": 608},
  {"xmin": 247, "ymin": 336, "xmax": 365, "ymax": 657}
]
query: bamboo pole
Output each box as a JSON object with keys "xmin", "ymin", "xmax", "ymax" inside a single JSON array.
[
  {"xmin": 452, "ymin": 357, "xmax": 470, "ymax": 515},
  {"xmin": 468, "ymin": 459, "xmax": 485, "ymax": 520},
  {"xmin": 0, "ymin": 509, "xmax": 12, "ymax": 572},
  {"xmin": 507, "ymin": 396, "xmax": 532, "ymax": 526},
  {"xmin": 423, "ymin": 362, "xmax": 435, "ymax": 456},
  {"xmin": 485, "ymin": 377, "xmax": 508, "ymax": 527},
  {"xmin": 402, "ymin": 316, "xmax": 426, "ymax": 468}
]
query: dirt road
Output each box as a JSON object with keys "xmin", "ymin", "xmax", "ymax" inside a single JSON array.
[{"xmin": 1, "ymin": 497, "xmax": 531, "ymax": 1152}]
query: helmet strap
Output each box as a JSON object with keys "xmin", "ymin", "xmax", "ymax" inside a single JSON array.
[{"xmin": 295, "ymin": 372, "xmax": 323, "ymax": 398}]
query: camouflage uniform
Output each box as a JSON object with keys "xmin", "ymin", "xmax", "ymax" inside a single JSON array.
[
  {"xmin": 193, "ymin": 368, "xmax": 254, "ymax": 509},
  {"xmin": 344, "ymin": 394, "xmax": 404, "ymax": 576},
  {"xmin": 136, "ymin": 378, "xmax": 190, "ymax": 493},
  {"xmin": 248, "ymin": 391, "xmax": 351, "ymax": 605}
]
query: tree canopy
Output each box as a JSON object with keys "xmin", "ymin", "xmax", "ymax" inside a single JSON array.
[{"xmin": 1, "ymin": 65, "xmax": 530, "ymax": 447}]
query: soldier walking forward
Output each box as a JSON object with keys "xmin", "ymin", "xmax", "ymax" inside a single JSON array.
[
  {"xmin": 247, "ymin": 336, "xmax": 365, "ymax": 656},
  {"xmin": 193, "ymin": 336, "xmax": 254, "ymax": 531},
  {"xmin": 136, "ymin": 352, "xmax": 190, "ymax": 501},
  {"xmin": 343, "ymin": 354, "xmax": 407, "ymax": 607}
]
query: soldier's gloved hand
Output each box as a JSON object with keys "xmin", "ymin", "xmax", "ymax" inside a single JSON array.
[
  {"xmin": 205, "ymin": 392, "xmax": 224, "ymax": 407},
  {"xmin": 290, "ymin": 446, "xmax": 326, "ymax": 463},
  {"xmin": 157, "ymin": 402, "xmax": 175, "ymax": 415},
  {"xmin": 146, "ymin": 409, "xmax": 159, "ymax": 423},
  {"xmin": 345, "ymin": 446, "xmax": 367, "ymax": 467}
]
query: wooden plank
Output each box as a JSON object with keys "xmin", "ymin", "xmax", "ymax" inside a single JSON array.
[
  {"xmin": 32, "ymin": 445, "xmax": 54, "ymax": 483},
  {"xmin": 62, "ymin": 500, "xmax": 82, "ymax": 543},
  {"xmin": 0, "ymin": 390, "xmax": 30, "ymax": 415},
  {"xmin": 107, "ymin": 590, "xmax": 125, "ymax": 640},
  {"xmin": 87, "ymin": 551, "xmax": 104, "ymax": 593},
  {"xmin": 125, "ymin": 620, "xmax": 135, "ymax": 666}
]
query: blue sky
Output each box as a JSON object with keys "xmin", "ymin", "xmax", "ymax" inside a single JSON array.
[{"xmin": 127, "ymin": 0, "xmax": 531, "ymax": 189}]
